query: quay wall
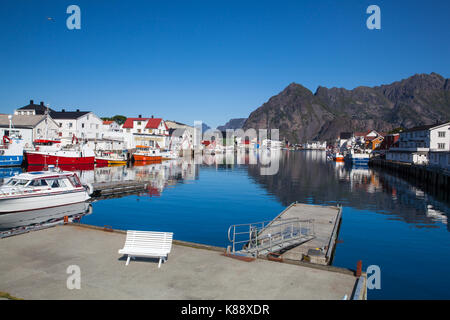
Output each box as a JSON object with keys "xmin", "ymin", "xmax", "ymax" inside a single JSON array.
[{"xmin": 369, "ymin": 159, "xmax": 450, "ymax": 199}]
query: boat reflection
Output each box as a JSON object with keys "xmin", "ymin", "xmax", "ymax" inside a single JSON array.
[
  {"xmin": 247, "ymin": 150, "xmax": 450, "ymax": 229},
  {"xmin": 0, "ymin": 202, "xmax": 92, "ymax": 236},
  {"xmin": 18, "ymin": 151, "xmax": 449, "ymax": 231}
]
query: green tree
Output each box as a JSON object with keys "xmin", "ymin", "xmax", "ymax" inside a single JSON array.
[{"xmin": 100, "ymin": 115, "xmax": 127, "ymax": 125}]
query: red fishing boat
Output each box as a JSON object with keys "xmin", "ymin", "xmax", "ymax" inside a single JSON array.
[{"xmin": 24, "ymin": 137, "xmax": 95, "ymax": 166}]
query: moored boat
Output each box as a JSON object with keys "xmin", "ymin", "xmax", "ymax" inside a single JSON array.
[
  {"xmin": 25, "ymin": 139, "xmax": 95, "ymax": 166},
  {"xmin": 160, "ymin": 150, "xmax": 179, "ymax": 160},
  {"xmin": 0, "ymin": 168, "xmax": 93, "ymax": 214},
  {"xmin": 95, "ymin": 151, "xmax": 127, "ymax": 166},
  {"xmin": 333, "ymin": 153, "xmax": 345, "ymax": 162},
  {"xmin": 0, "ymin": 135, "xmax": 24, "ymax": 167},
  {"xmin": 132, "ymin": 145, "xmax": 162, "ymax": 162},
  {"xmin": 0, "ymin": 116, "xmax": 24, "ymax": 167},
  {"xmin": 344, "ymin": 151, "xmax": 370, "ymax": 165}
]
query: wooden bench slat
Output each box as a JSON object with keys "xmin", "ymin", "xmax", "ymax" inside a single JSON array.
[{"xmin": 119, "ymin": 230, "xmax": 174, "ymax": 268}]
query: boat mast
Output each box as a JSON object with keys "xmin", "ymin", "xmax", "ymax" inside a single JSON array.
[{"xmin": 45, "ymin": 104, "xmax": 50, "ymax": 140}]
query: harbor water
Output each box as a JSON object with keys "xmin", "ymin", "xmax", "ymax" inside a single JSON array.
[{"xmin": 1, "ymin": 150, "xmax": 449, "ymax": 299}]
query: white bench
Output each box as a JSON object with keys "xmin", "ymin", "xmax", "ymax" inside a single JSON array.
[{"xmin": 118, "ymin": 230, "xmax": 173, "ymax": 268}]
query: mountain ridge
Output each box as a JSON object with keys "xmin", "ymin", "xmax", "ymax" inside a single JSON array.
[{"xmin": 243, "ymin": 72, "xmax": 450, "ymax": 143}]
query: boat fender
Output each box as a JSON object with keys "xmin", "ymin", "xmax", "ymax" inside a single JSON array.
[{"xmin": 85, "ymin": 183, "xmax": 94, "ymax": 195}]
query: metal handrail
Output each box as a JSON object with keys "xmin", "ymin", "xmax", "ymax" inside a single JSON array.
[{"xmin": 228, "ymin": 218, "xmax": 314, "ymax": 254}]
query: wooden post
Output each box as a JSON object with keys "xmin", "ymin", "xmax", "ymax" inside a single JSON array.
[{"xmin": 356, "ymin": 260, "xmax": 362, "ymax": 277}]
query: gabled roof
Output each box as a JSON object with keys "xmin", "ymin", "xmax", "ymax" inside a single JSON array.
[
  {"xmin": 50, "ymin": 110, "xmax": 90, "ymax": 120},
  {"xmin": 0, "ymin": 115, "xmax": 50, "ymax": 128},
  {"xmin": 122, "ymin": 117, "xmax": 168, "ymax": 130},
  {"xmin": 145, "ymin": 118, "xmax": 168, "ymax": 130},
  {"xmin": 17, "ymin": 100, "xmax": 54, "ymax": 115},
  {"xmin": 103, "ymin": 120, "xmax": 114, "ymax": 125},
  {"xmin": 403, "ymin": 121, "xmax": 450, "ymax": 133},
  {"xmin": 122, "ymin": 118, "xmax": 150, "ymax": 129},
  {"xmin": 354, "ymin": 130, "xmax": 370, "ymax": 137}
]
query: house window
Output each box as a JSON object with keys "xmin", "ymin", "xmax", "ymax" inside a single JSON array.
[
  {"xmin": 82, "ymin": 123, "xmax": 85, "ymax": 128},
  {"xmin": 137, "ymin": 129, "xmax": 141, "ymax": 133},
  {"xmin": 126, "ymin": 129, "xmax": 130, "ymax": 133},
  {"xmin": 438, "ymin": 143, "xmax": 446, "ymax": 149},
  {"xmin": 137, "ymin": 121, "xmax": 141, "ymax": 125},
  {"xmin": 438, "ymin": 131, "xmax": 446, "ymax": 138},
  {"xmin": 69, "ymin": 123, "xmax": 73, "ymax": 128}
]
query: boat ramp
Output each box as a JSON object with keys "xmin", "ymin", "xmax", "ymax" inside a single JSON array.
[{"xmin": 227, "ymin": 202, "xmax": 342, "ymax": 265}]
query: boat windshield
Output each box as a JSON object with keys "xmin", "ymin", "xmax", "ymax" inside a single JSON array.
[{"xmin": 5, "ymin": 178, "xmax": 30, "ymax": 186}]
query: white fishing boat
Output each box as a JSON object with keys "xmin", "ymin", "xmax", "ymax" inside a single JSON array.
[
  {"xmin": 160, "ymin": 149, "xmax": 179, "ymax": 160},
  {"xmin": 0, "ymin": 115, "xmax": 24, "ymax": 167},
  {"xmin": 0, "ymin": 168, "xmax": 93, "ymax": 214},
  {"xmin": 344, "ymin": 150, "xmax": 370, "ymax": 165}
]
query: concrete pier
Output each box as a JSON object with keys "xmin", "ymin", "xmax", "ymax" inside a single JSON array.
[
  {"xmin": 261, "ymin": 203, "xmax": 343, "ymax": 265},
  {"xmin": 0, "ymin": 224, "xmax": 364, "ymax": 300}
]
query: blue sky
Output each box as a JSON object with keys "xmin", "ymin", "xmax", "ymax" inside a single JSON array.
[{"xmin": 0, "ymin": 0, "xmax": 449, "ymax": 128}]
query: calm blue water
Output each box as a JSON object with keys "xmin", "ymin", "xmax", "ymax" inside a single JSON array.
[{"xmin": 2, "ymin": 151, "xmax": 449, "ymax": 299}]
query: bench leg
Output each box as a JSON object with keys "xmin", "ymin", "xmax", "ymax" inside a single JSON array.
[
  {"xmin": 126, "ymin": 255, "xmax": 131, "ymax": 266},
  {"xmin": 158, "ymin": 257, "xmax": 162, "ymax": 268}
]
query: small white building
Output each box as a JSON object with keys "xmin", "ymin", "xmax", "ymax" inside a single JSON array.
[
  {"xmin": 121, "ymin": 116, "xmax": 170, "ymax": 149},
  {"xmin": 102, "ymin": 120, "xmax": 121, "ymax": 132},
  {"xmin": 303, "ymin": 141, "xmax": 326, "ymax": 150},
  {"xmin": 386, "ymin": 121, "xmax": 450, "ymax": 165},
  {"xmin": 50, "ymin": 109, "xmax": 104, "ymax": 143},
  {"xmin": 0, "ymin": 114, "xmax": 60, "ymax": 147},
  {"xmin": 14, "ymin": 100, "xmax": 54, "ymax": 116}
]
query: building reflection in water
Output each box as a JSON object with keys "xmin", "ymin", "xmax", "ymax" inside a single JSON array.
[
  {"xmin": 2, "ymin": 150, "xmax": 448, "ymax": 232},
  {"xmin": 246, "ymin": 150, "xmax": 449, "ymax": 230}
]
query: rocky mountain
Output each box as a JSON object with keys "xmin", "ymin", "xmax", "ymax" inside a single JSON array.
[
  {"xmin": 243, "ymin": 72, "xmax": 450, "ymax": 143},
  {"xmin": 217, "ymin": 118, "xmax": 247, "ymax": 131}
]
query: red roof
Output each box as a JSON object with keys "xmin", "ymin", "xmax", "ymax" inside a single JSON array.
[
  {"xmin": 103, "ymin": 120, "xmax": 114, "ymax": 125},
  {"xmin": 122, "ymin": 118, "xmax": 150, "ymax": 129},
  {"xmin": 145, "ymin": 118, "xmax": 163, "ymax": 129},
  {"xmin": 122, "ymin": 117, "xmax": 168, "ymax": 130}
]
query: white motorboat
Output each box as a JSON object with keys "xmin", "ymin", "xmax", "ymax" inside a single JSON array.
[
  {"xmin": 0, "ymin": 202, "xmax": 92, "ymax": 231},
  {"xmin": 160, "ymin": 149, "xmax": 179, "ymax": 160},
  {"xmin": 0, "ymin": 168, "xmax": 93, "ymax": 214}
]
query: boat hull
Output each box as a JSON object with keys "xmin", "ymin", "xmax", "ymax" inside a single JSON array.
[
  {"xmin": 0, "ymin": 202, "xmax": 91, "ymax": 230},
  {"xmin": 133, "ymin": 154, "xmax": 162, "ymax": 162},
  {"xmin": 0, "ymin": 155, "xmax": 23, "ymax": 167},
  {"xmin": 345, "ymin": 155, "xmax": 370, "ymax": 165},
  {"xmin": 25, "ymin": 152, "xmax": 95, "ymax": 165},
  {"xmin": 0, "ymin": 190, "xmax": 90, "ymax": 214},
  {"xmin": 95, "ymin": 158, "xmax": 127, "ymax": 166}
]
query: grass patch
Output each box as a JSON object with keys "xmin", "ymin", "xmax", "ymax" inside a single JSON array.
[{"xmin": 0, "ymin": 291, "xmax": 23, "ymax": 300}]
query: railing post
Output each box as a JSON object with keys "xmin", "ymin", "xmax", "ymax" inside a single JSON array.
[{"xmin": 232, "ymin": 225, "xmax": 236, "ymax": 253}]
